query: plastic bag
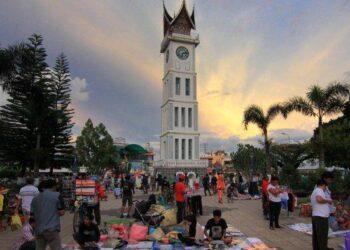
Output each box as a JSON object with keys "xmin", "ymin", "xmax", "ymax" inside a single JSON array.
[
  {"xmin": 129, "ymin": 224, "xmax": 148, "ymax": 242},
  {"xmin": 148, "ymin": 227, "xmax": 165, "ymax": 241},
  {"xmin": 161, "ymin": 208, "xmax": 177, "ymax": 227},
  {"xmin": 111, "ymin": 224, "xmax": 128, "ymax": 240}
]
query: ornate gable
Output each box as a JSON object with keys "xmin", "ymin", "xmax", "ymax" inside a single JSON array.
[{"xmin": 163, "ymin": 0, "xmax": 195, "ymax": 37}]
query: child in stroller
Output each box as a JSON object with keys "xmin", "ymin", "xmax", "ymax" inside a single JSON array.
[
  {"xmin": 226, "ymin": 183, "xmax": 238, "ymax": 203},
  {"xmin": 113, "ymin": 183, "xmax": 121, "ymax": 199},
  {"xmin": 133, "ymin": 194, "xmax": 164, "ymax": 226}
]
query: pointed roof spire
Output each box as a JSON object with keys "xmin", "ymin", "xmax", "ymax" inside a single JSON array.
[{"xmin": 191, "ymin": 5, "xmax": 195, "ymax": 26}]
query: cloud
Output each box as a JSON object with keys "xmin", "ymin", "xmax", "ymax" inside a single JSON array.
[{"xmin": 70, "ymin": 77, "xmax": 90, "ymax": 102}]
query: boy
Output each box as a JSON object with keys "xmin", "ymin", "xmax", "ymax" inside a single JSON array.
[
  {"xmin": 204, "ymin": 210, "xmax": 228, "ymax": 241},
  {"xmin": 73, "ymin": 214, "xmax": 100, "ymax": 248}
]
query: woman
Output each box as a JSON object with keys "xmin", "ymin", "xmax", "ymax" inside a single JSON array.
[
  {"xmin": 217, "ymin": 173, "xmax": 225, "ymax": 204},
  {"xmin": 11, "ymin": 217, "xmax": 35, "ymax": 250},
  {"xmin": 178, "ymin": 215, "xmax": 197, "ymax": 246},
  {"xmin": 73, "ymin": 214, "xmax": 100, "ymax": 248},
  {"xmin": 267, "ymin": 176, "xmax": 283, "ymax": 230}
]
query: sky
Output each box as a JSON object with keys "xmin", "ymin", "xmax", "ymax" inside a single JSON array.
[{"xmin": 1, "ymin": 0, "xmax": 350, "ymax": 154}]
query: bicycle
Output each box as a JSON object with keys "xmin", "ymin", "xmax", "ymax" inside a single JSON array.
[{"xmin": 72, "ymin": 200, "xmax": 89, "ymax": 234}]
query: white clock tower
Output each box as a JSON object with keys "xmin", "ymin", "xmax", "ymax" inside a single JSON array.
[{"xmin": 155, "ymin": 1, "xmax": 207, "ymax": 177}]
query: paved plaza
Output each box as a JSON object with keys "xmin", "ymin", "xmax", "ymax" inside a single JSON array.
[{"xmin": 0, "ymin": 191, "xmax": 344, "ymax": 250}]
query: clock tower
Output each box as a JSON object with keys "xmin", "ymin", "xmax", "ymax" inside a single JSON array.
[{"xmin": 155, "ymin": 1, "xmax": 207, "ymax": 177}]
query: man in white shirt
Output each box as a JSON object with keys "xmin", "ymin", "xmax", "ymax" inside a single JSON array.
[
  {"xmin": 311, "ymin": 179, "xmax": 333, "ymax": 250},
  {"xmin": 19, "ymin": 178, "xmax": 39, "ymax": 220}
]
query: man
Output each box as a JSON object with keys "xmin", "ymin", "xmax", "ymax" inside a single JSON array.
[
  {"xmin": 31, "ymin": 179, "xmax": 65, "ymax": 250},
  {"xmin": 204, "ymin": 209, "xmax": 228, "ymax": 241},
  {"xmin": 19, "ymin": 178, "xmax": 39, "ymax": 222},
  {"xmin": 261, "ymin": 176, "xmax": 270, "ymax": 220},
  {"xmin": 120, "ymin": 175, "xmax": 133, "ymax": 218},
  {"xmin": 175, "ymin": 175, "xmax": 187, "ymax": 223},
  {"xmin": 311, "ymin": 179, "xmax": 332, "ymax": 250},
  {"xmin": 74, "ymin": 214, "xmax": 100, "ymax": 248},
  {"xmin": 203, "ymin": 174, "xmax": 211, "ymax": 196},
  {"xmin": 142, "ymin": 174, "xmax": 149, "ymax": 194},
  {"xmin": 211, "ymin": 174, "xmax": 217, "ymax": 194},
  {"xmin": 87, "ymin": 181, "xmax": 101, "ymax": 225}
]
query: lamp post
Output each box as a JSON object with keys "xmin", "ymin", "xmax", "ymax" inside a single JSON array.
[{"xmin": 281, "ymin": 132, "xmax": 291, "ymax": 144}]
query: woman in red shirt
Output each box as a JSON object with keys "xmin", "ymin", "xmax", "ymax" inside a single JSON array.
[
  {"xmin": 261, "ymin": 176, "xmax": 270, "ymax": 220},
  {"xmin": 175, "ymin": 175, "xmax": 187, "ymax": 223},
  {"xmin": 217, "ymin": 173, "xmax": 225, "ymax": 204}
]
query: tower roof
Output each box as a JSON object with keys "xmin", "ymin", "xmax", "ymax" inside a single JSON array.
[{"xmin": 163, "ymin": 0, "xmax": 195, "ymax": 36}]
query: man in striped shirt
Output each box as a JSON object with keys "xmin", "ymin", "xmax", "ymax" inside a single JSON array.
[{"xmin": 19, "ymin": 178, "xmax": 39, "ymax": 221}]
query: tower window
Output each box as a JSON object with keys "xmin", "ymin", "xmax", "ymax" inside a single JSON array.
[
  {"xmin": 175, "ymin": 107, "xmax": 179, "ymax": 127},
  {"xmin": 181, "ymin": 107, "xmax": 185, "ymax": 127},
  {"xmin": 175, "ymin": 77, "xmax": 181, "ymax": 95},
  {"xmin": 181, "ymin": 139, "xmax": 186, "ymax": 160},
  {"xmin": 188, "ymin": 139, "xmax": 192, "ymax": 160},
  {"xmin": 185, "ymin": 78, "xmax": 190, "ymax": 96},
  {"xmin": 175, "ymin": 139, "xmax": 179, "ymax": 160},
  {"xmin": 188, "ymin": 108, "xmax": 192, "ymax": 127}
]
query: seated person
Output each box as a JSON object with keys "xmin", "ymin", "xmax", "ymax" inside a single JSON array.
[
  {"xmin": 335, "ymin": 202, "xmax": 349, "ymax": 230},
  {"xmin": 204, "ymin": 210, "xmax": 231, "ymax": 244},
  {"xmin": 74, "ymin": 214, "xmax": 100, "ymax": 248},
  {"xmin": 11, "ymin": 217, "xmax": 35, "ymax": 250},
  {"xmin": 227, "ymin": 183, "xmax": 238, "ymax": 198},
  {"xmin": 178, "ymin": 214, "xmax": 197, "ymax": 246}
]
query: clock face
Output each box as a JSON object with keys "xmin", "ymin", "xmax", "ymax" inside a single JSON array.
[
  {"xmin": 166, "ymin": 50, "xmax": 169, "ymax": 63},
  {"xmin": 176, "ymin": 46, "xmax": 189, "ymax": 60}
]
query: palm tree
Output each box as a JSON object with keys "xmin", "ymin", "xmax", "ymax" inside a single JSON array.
[
  {"xmin": 284, "ymin": 82, "xmax": 350, "ymax": 168},
  {"xmin": 243, "ymin": 104, "xmax": 285, "ymax": 173}
]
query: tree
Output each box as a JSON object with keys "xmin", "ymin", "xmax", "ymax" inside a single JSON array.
[
  {"xmin": 0, "ymin": 34, "xmax": 54, "ymax": 174},
  {"xmin": 243, "ymin": 104, "xmax": 285, "ymax": 172},
  {"xmin": 231, "ymin": 144, "xmax": 266, "ymax": 174},
  {"xmin": 270, "ymin": 143, "xmax": 313, "ymax": 187},
  {"xmin": 313, "ymin": 101, "xmax": 350, "ymax": 168},
  {"xmin": 49, "ymin": 54, "xmax": 74, "ymax": 172},
  {"xmin": 76, "ymin": 119, "xmax": 116, "ymax": 174},
  {"xmin": 284, "ymin": 83, "xmax": 350, "ymax": 168}
]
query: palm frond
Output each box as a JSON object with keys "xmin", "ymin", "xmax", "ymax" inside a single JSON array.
[
  {"xmin": 307, "ymin": 85, "xmax": 326, "ymax": 109},
  {"xmin": 284, "ymin": 97, "xmax": 315, "ymax": 116},
  {"xmin": 243, "ymin": 104, "xmax": 266, "ymax": 130},
  {"xmin": 325, "ymin": 81, "xmax": 350, "ymax": 99},
  {"xmin": 323, "ymin": 97, "xmax": 346, "ymax": 116},
  {"xmin": 266, "ymin": 103, "xmax": 285, "ymax": 122}
]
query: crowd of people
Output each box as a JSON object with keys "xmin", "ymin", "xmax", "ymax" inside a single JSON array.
[{"xmin": 1, "ymin": 170, "xmax": 349, "ymax": 250}]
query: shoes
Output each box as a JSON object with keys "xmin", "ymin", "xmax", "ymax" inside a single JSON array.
[
  {"xmin": 327, "ymin": 248, "xmax": 334, "ymax": 250},
  {"xmin": 269, "ymin": 226, "xmax": 275, "ymax": 230},
  {"xmin": 275, "ymin": 225, "xmax": 282, "ymax": 229}
]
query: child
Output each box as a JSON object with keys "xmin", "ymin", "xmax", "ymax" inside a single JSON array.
[
  {"xmin": 73, "ymin": 214, "xmax": 100, "ymax": 248},
  {"xmin": 335, "ymin": 202, "xmax": 349, "ymax": 230},
  {"xmin": 8, "ymin": 194, "xmax": 22, "ymax": 231},
  {"xmin": 204, "ymin": 210, "xmax": 231, "ymax": 244},
  {"xmin": 114, "ymin": 184, "xmax": 121, "ymax": 199}
]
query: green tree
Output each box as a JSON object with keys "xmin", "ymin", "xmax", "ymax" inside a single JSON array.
[
  {"xmin": 231, "ymin": 144, "xmax": 266, "ymax": 174},
  {"xmin": 284, "ymin": 83, "xmax": 350, "ymax": 168},
  {"xmin": 0, "ymin": 34, "xmax": 55, "ymax": 174},
  {"xmin": 49, "ymin": 53, "xmax": 74, "ymax": 172},
  {"xmin": 243, "ymin": 104, "xmax": 285, "ymax": 173},
  {"xmin": 76, "ymin": 119, "xmax": 116, "ymax": 174}
]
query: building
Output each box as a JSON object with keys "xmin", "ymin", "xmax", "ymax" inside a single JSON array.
[{"xmin": 154, "ymin": 1, "xmax": 207, "ymax": 178}]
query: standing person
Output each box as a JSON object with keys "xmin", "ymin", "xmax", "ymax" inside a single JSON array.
[
  {"xmin": 19, "ymin": 178, "xmax": 39, "ymax": 222},
  {"xmin": 311, "ymin": 179, "xmax": 332, "ymax": 250},
  {"xmin": 120, "ymin": 175, "xmax": 133, "ymax": 218},
  {"xmin": 87, "ymin": 181, "xmax": 101, "ymax": 226},
  {"xmin": 175, "ymin": 175, "xmax": 187, "ymax": 223},
  {"xmin": 211, "ymin": 174, "xmax": 217, "ymax": 194},
  {"xmin": 261, "ymin": 176, "xmax": 270, "ymax": 220},
  {"xmin": 31, "ymin": 179, "xmax": 65, "ymax": 250},
  {"xmin": 217, "ymin": 173, "xmax": 225, "ymax": 204},
  {"xmin": 203, "ymin": 174, "xmax": 211, "ymax": 196},
  {"xmin": 267, "ymin": 176, "xmax": 283, "ymax": 230},
  {"xmin": 320, "ymin": 171, "xmax": 334, "ymax": 212},
  {"xmin": 142, "ymin": 174, "xmax": 149, "ymax": 194}
]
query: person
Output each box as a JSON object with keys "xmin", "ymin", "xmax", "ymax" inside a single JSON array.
[
  {"xmin": 211, "ymin": 174, "xmax": 217, "ymax": 194},
  {"xmin": 320, "ymin": 171, "xmax": 334, "ymax": 215},
  {"xmin": 120, "ymin": 175, "xmax": 133, "ymax": 218},
  {"xmin": 203, "ymin": 174, "xmax": 211, "ymax": 196},
  {"xmin": 87, "ymin": 181, "xmax": 101, "ymax": 225},
  {"xmin": 113, "ymin": 183, "xmax": 121, "ymax": 199},
  {"xmin": 261, "ymin": 176, "xmax": 270, "ymax": 220},
  {"xmin": 204, "ymin": 209, "xmax": 228, "ymax": 241},
  {"xmin": 73, "ymin": 214, "xmax": 100, "ymax": 248},
  {"xmin": 267, "ymin": 176, "xmax": 283, "ymax": 230},
  {"xmin": 11, "ymin": 217, "xmax": 35, "ymax": 250},
  {"xmin": 217, "ymin": 173, "xmax": 225, "ymax": 204},
  {"xmin": 334, "ymin": 202, "xmax": 349, "ymax": 230},
  {"xmin": 178, "ymin": 214, "xmax": 197, "ymax": 246},
  {"xmin": 175, "ymin": 175, "xmax": 187, "ymax": 223},
  {"xmin": 0, "ymin": 190, "xmax": 4, "ymax": 231},
  {"xmin": 311, "ymin": 179, "xmax": 332, "ymax": 250},
  {"xmin": 31, "ymin": 179, "xmax": 65, "ymax": 250},
  {"xmin": 19, "ymin": 178, "xmax": 39, "ymax": 222},
  {"xmin": 142, "ymin": 174, "xmax": 149, "ymax": 194}
]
